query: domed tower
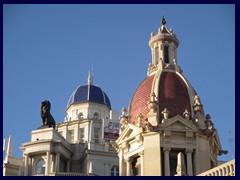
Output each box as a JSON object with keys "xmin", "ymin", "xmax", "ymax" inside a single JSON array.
[
  {"xmin": 65, "ymin": 71, "xmax": 112, "ymax": 122},
  {"xmin": 114, "ymin": 17, "xmax": 225, "ymax": 176},
  {"xmin": 20, "ymin": 72, "xmax": 119, "ymax": 176}
]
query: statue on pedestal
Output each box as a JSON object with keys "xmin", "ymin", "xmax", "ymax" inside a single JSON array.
[{"xmin": 40, "ymin": 100, "xmax": 56, "ymax": 129}]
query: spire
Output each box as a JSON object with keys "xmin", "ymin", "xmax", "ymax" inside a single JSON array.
[
  {"xmin": 88, "ymin": 70, "xmax": 93, "ymax": 85},
  {"xmin": 6, "ymin": 135, "xmax": 12, "ymax": 156}
]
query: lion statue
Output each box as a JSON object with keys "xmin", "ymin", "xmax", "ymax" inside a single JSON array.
[{"xmin": 40, "ymin": 100, "xmax": 56, "ymax": 129}]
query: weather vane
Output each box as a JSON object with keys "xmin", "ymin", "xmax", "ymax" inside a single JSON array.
[{"xmin": 161, "ymin": 14, "xmax": 166, "ymax": 25}]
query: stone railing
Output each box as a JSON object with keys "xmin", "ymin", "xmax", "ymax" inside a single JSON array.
[
  {"xmin": 49, "ymin": 172, "xmax": 91, "ymax": 176},
  {"xmin": 197, "ymin": 159, "xmax": 235, "ymax": 176}
]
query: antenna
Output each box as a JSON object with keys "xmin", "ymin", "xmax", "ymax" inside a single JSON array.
[
  {"xmin": 228, "ymin": 130, "xmax": 235, "ymax": 159},
  {"xmin": 91, "ymin": 62, "xmax": 94, "ymax": 84}
]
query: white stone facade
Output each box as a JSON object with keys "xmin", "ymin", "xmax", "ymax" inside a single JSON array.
[
  {"xmin": 114, "ymin": 17, "xmax": 231, "ymax": 176},
  {"xmin": 18, "ymin": 102, "xmax": 119, "ymax": 176},
  {"xmin": 3, "ymin": 16, "xmax": 234, "ymax": 177}
]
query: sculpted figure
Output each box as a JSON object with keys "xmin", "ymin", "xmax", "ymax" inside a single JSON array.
[{"xmin": 40, "ymin": 100, "xmax": 56, "ymax": 129}]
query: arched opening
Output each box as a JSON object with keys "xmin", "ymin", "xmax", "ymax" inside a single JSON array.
[
  {"xmin": 35, "ymin": 159, "xmax": 46, "ymax": 175},
  {"xmin": 111, "ymin": 165, "xmax": 119, "ymax": 176}
]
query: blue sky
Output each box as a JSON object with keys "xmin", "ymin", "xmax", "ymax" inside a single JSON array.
[{"xmin": 3, "ymin": 4, "xmax": 235, "ymax": 161}]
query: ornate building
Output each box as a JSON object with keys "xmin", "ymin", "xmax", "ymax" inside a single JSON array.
[
  {"xmin": 114, "ymin": 17, "xmax": 233, "ymax": 176},
  {"xmin": 3, "ymin": 72, "xmax": 119, "ymax": 176},
  {"xmin": 3, "ymin": 17, "xmax": 235, "ymax": 177}
]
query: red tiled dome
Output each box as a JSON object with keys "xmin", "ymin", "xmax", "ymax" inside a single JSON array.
[
  {"xmin": 158, "ymin": 72, "xmax": 191, "ymax": 120},
  {"xmin": 128, "ymin": 72, "xmax": 191, "ymax": 124},
  {"xmin": 128, "ymin": 75, "xmax": 154, "ymax": 124}
]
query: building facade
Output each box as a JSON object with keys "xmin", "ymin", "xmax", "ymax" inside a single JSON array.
[
  {"xmin": 3, "ymin": 17, "xmax": 235, "ymax": 177},
  {"xmin": 113, "ymin": 17, "xmax": 233, "ymax": 176},
  {"xmin": 4, "ymin": 72, "xmax": 119, "ymax": 176}
]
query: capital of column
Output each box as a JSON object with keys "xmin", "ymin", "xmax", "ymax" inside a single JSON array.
[
  {"xmin": 124, "ymin": 158, "xmax": 133, "ymax": 163},
  {"xmin": 163, "ymin": 147, "xmax": 171, "ymax": 152},
  {"xmin": 185, "ymin": 149, "xmax": 193, "ymax": 154}
]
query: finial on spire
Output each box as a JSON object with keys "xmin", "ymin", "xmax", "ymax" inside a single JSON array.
[
  {"xmin": 161, "ymin": 15, "xmax": 166, "ymax": 25},
  {"xmin": 88, "ymin": 70, "xmax": 93, "ymax": 85}
]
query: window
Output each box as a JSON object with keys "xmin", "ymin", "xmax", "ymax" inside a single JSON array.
[
  {"xmin": 79, "ymin": 128, "xmax": 85, "ymax": 142},
  {"xmin": 155, "ymin": 47, "xmax": 159, "ymax": 64},
  {"xmin": 94, "ymin": 127, "xmax": 100, "ymax": 143},
  {"xmin": 93, "ymin": 112, "xmax": 99, "ymax": 120},
  {"xmin": 69, "ymin": 130, "xmax": 74, "ymax": 143},
  {"xmin": 35, "ymin": 159, "xmax": 45, "ymax": 175},
  {"xmin": 78, "ymin": 112, "xmax": 83, "ymax": 120},
  {"xmin": 111, "ymin": 165, "xmax": 119, "ymax": 176},
  {"xmin": 164, "ymin": 46, "xmax": 169, "ymax": 63}
]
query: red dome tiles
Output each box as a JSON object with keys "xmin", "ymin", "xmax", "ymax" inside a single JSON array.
[
  {"xmin": 129, "ymin": 75, "xmax": 154, "ymax": 124},
  {"xmin": 128, "ymin": 72, "xmax": 191, "ymax": 125},
  {"xmin": 159, "ymin": 72, "xmax": 191, "ymax": 120}
]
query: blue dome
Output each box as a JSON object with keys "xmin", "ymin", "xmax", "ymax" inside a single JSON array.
[{"xmin": 67, "ymin": 85, "xmax": 111, "ymax": 109}]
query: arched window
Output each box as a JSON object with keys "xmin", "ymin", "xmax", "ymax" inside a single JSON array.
[
  {"xmin": 111, "ymin": 165, "xmax": 119, "ymax": 176},
  {"xmin": 35, "ymin": 159, "xmax": 46, "ymax": 175},
  {"xmin": 164, "ymin": 46, "xmax": 169, "ymax": 63},
  {"xmin": 78, "ymin": 112, "xmax": 84, "ymax": 120}
]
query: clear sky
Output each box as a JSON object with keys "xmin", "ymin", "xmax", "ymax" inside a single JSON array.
[{"xmin": 3, "ymin": 4, "xmax": 235, "ymax": 162}]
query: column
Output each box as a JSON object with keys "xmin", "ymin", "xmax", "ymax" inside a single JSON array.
[
  {"xmin": 45, "ymin": 150, "xmax": 50, "ymax": 175},
  {"xmin": 55, "ymin": 153, "xmax": 60, "ymax": 173},
  {"xmin": 24, "ymin": 154, "xmax": 29, "ymax": 176},
  {"xmin": 50, "ymin": 153, "xmax": 54, "ymax": 173},
  {"xmin": 91, "ymin": 120, "xmax": 94, "ymax": 142},
  {"xmin": 185, "ymin": 149, "xmax": 193, "ymax": 176},
  {"xmin": 151, "ymin": 47, "xmax": 154, "ymax": 65},
  {"xmin": 88, "ymin": 161, "xmax": 93, "ymax": 174},
  {"xmin": 77, "ymin": 123, "xmax": 80, "ymax": 143},
  {"xmin": 88, "ymin": 120, "xmax": 95, "ymax": 149},
  {"xmin": 29, "ymin": 157, "xmax": 33, "ymax": 175},
  {"xmin": 125, "ymin": 158, "xmax": 132, "ymax": 176},
  {"xmin": 119, "ymin": 147, "xmax": 126, "ymax": 176},
  {"xmin": 138, "ymin": 151, "xmax": 144, "ymax": 176},
  {"xmin": 163, "ymin": 147, "xmax": 170, "ymax": 176}
]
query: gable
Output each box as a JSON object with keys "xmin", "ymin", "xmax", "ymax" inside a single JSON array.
[
  {"xmin": 159, "ymin": 115, "xmax": 199, "ymax": 132},
  {"xmin": 115, "ymin": 124, "xmax": 143, "ymax": 144}
]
